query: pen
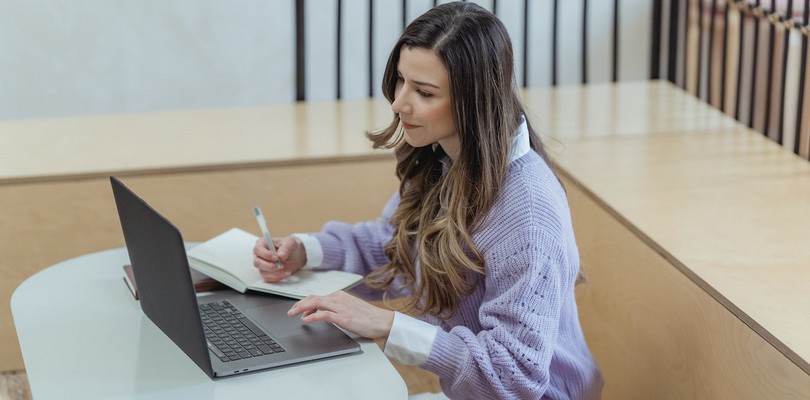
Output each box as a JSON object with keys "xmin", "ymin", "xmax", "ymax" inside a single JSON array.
[{"xmin": 253, "ymin": 206, "xmax": 282, "ymax": 269}]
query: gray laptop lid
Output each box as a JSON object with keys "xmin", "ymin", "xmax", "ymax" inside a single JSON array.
[{"xmin": 110, "ymin": 176, "xmax": 360, "ymax": 379}]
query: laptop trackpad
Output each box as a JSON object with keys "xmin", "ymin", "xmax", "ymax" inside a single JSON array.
[{"xmin": 243, "ymin": 302, "xmax": 325, "ymax": 338}]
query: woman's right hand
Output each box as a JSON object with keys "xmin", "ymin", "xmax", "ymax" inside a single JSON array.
[{"xmin": 253, "ymin": 236, "xmax": 307, "ymax": 283}]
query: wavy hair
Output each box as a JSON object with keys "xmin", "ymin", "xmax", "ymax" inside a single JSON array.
[{"xmin": 365, "ymin": 1, "xmax": 553, "ymax": 318}]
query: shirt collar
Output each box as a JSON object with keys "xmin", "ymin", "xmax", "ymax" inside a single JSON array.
[
  {"xmin": 436, "ymin": 115, "xmax": 531, "ymax": 165},
  {"xmin": 508, "ymin": 115, "xmax": 531, "ymax": 163}
]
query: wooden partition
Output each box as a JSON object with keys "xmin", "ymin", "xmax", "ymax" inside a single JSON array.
[{"xmin": 569, "ymin": 179, "xmax": 810, "ymax": 399}]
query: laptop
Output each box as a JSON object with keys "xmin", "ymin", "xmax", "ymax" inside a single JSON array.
[{"xmin": 110, "ymin": 176, "xmax": 361, "ymax": 379}]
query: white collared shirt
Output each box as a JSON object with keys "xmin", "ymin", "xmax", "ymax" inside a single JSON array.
[{"xmin": 293, "ymin": 117, "xmax": 532, "ymax": 365}]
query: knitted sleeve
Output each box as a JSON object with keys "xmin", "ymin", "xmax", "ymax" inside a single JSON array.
[{"xmin": 421, "ymin": 228, "xmax": 574, "ymax": 399}]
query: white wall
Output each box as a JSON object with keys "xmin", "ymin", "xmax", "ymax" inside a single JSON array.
[{"xmin": 0, "ymin": 0, "xmax": 651, "ymax": 120}]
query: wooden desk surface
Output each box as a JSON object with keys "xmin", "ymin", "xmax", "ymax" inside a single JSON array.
[
  {"xmin": 0, "ymin": 98, "xmax": 395, "ymax": 183},
  {"xmin": 0, "ymin": 79, "xmax": 736, "ymax": 184}
]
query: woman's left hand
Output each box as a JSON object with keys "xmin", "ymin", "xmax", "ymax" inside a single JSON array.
[{"xmin": 287, "ymin": 291, "xmax": 394, "ymax": 340}]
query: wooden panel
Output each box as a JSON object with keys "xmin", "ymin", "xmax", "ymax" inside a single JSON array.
[
  {"xmin": 567, "ymin": 178, "xmax": 810, "ymax": 400},
  {"xmin": 1, "ymin": 157, "xmax": 398, "ymax": 372},
  {"xmin": 552, "ymin": 129, "xmax": 810, "ymax": 372}
]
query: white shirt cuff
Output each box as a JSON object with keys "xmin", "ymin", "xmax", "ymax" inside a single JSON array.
[
  {"xmin": 384, "ymin": 312, "xmax": 438, "ymax": 366},
  {"xmin": 290, "ymin": 233, "xmax": 322, "ymax": 269}
]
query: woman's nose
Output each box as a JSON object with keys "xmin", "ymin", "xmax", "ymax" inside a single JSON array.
[{"xmin": 391, "ymin": 90, "xmax": 410, "ymax": 115}]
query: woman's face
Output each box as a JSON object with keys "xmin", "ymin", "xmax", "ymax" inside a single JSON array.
[{"xmin": 391, "ymin": 46, "xmax": 459, "ymax": 159}]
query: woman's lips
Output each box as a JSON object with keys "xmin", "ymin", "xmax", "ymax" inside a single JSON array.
[{"xmin": 402, "ymin": 122, "xmax": 419, "ymax": 130}]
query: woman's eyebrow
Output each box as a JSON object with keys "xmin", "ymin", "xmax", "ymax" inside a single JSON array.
[
  {"xmin": 397, "ymin": 70, "xmax": 441, "ymax": 89},
  {"xmin": 412, "ymin": 80, "xmax": 440, "ymax": 89}
]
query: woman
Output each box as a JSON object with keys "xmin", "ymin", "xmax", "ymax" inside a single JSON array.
[{"xmin": 253, "ymin": 2, "xmax": 603, "ymax": 399}]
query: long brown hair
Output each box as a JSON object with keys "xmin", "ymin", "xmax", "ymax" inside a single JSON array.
[{"xmin": 366, "ymin": 2, "xmax": 552, "ymax": 318}]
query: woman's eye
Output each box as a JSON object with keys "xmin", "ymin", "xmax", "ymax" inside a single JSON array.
[{"xmin": 416, "ymin": 90, "xmax": 432, "ymax": 98}]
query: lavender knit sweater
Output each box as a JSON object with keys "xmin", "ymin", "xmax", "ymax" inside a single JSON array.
[{"xmin": 310, "ymin": 151, "xmax": 603, "ymax": 399}]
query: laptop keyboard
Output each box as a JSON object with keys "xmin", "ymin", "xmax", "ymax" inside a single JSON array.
[{"xmin": 200, "ymin": 300, "xmax": 285, "ymax": 363}]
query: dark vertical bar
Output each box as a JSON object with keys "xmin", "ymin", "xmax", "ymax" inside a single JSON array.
[
  {"xmin": 433, "ymin": 0, "xmax": 438, "ymax": 7},
  {"xmin": 296, "ymin": 0, "xmax": 306, "ymax": 101},
  {"xmin": 668, "ymin": 0, "xmax": 680, "ymax": 83},
  {"xmin": 612, "ymin": 0, "xmax": 620, "ymax": 82},
  {"xmin": 748, "ymin": 0, "xmax": 761, "ymax": 128},
  {"xmin": 720, "ymin": 0, "xmax": 730, "ymax": 111},
  {"xmin": 582, "ymin": 0, "xmax": 589, "ymax": 84},
  {"xmin": 552, "ymin": 0, "xmax": 559, "ymax": 85},
  {"xmin": 651, "ymin": 0, "xmax": 662, "ymax": 79},
  {"xmin": 402, "ymin": 0, "xmax": 407, "ymax": 31},
  {"xmin": 522, "ymin": 0, "xmax": 529, "ymax": 87},
  {"xmin": 708, "ymin": 0, "xmax": 717, "ymax": 102},
  {"xmin": 777, "ymin": 0, "xmax": 795, "ymax": 144},
  {"xmin": 697, "ymin": 0, "xmax": 704, "ymax": 98},
  {"xmin": 764, "ymin": 0, "xmax": 777, "ymax": 137},
  {"xmin": 493, "ymin": 0, "xmax": 498, "ymax": 16},
  {"xmin": 336, "ymin": 0, "xmax": 343, "ymax": 99},
  {"xmin": 734, "ymin": 0, "xmax": 746, "ymax": 119},
  {"xmin": 368, "ymin": 0, "xmax": 374, "ymax": 97},
  {"xmin": 795, "ymin": 0, "xmax": 810, "ymax": 154},
  {"xmin": 681, "ymin": 0, "xmax": 688, "ymax": 87}
]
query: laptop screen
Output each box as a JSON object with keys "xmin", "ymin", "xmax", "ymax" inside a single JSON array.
[{"xmin": 110, "ymin": 176, "xmax": 214, "ymax": 377}]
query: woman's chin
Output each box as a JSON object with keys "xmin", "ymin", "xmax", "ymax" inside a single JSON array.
[
  {"xmin": 402, "ymin": 135, "xmax": 430, "ymax": 149},
  {"xmin": 402, "ymin": 135, "xmax": 420, "ymax": 148}
]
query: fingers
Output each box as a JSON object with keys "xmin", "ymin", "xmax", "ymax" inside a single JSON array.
[
  {"xmin": 288, "ymin": 292, "xmax": 344, "ymax": 317},
  {"xmin": 286, "ymin": 292, "xmax": 393, "ymax": 339},
  {"xmin": 288, "ymin": 295, "xmax": 327, "ymax": 317},
  {"xmin": 275, "ymin": 237, "xmax": 298, "ymax": 261},
  {"xmin": 255, "ymin": 237, "xmax": 296, "ymax": 264},
  {"xmin": 253, "ymin": 241, "xmax": 286, "ymax": 283},
  {"xmin": 301, "ymin": 310, "xmax": 346, "ymax": 326},
  {"xmin": 257, "ymin": 265, "xmax": 290, "ymax": 283},
  {"xmin": 288, "ymin": 295, "xmax": 348, "ymax": 327},
  {"xmin": 253, "ymin": 237, "xmax": 285, "ymax": 275},
  {"xmin": 252, "ymin": 249, "xmax": 280, "ymax": 271},
  {"xmin": 253, "ymin": 238, "xmax": 279, "ymax": 261}
]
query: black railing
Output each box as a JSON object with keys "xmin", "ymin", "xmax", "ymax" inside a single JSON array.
[
  {"xmin": 292, "ymin": 0, "xmax": 810, "ymax": 160},
  {"xmin": 294, "ymin": 0, "xmax": 625, "ymax": 100},
  {"xmin": 652, "ymin": 0, "xmax": 810, "ymax": 160}
]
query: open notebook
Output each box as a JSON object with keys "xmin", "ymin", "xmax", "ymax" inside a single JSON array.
[{"xmin": 187, "ymin": 228, "xmax": 363, "ymax": 299}]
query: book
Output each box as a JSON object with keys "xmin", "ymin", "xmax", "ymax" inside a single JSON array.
[
  {"xmin": 122, "ymin": 264, "xmax": 224, "ymax": 300},
  {"xmin": 186, "ymin": 227, "xmax": 363, "ymax": 300}
]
